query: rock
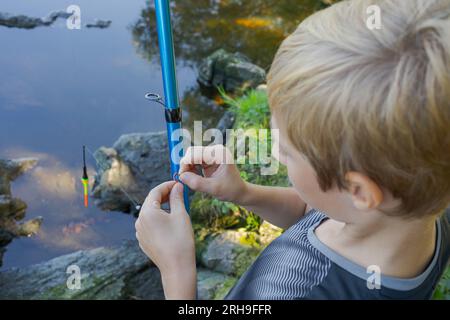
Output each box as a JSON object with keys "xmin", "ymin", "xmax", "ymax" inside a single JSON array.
[
  {"xmin": 42, "ymin": 10, "xmax": 74, "ymax": 24},
  {"xmin": 197, "ymin": 269, "xmax": 237, "ymax": 300},
  {"xmin": 0, "ymin": 240, "xmax": 164, "ymax": 300},
  {"xmin": 199, "ymin": 229, "xmax": 261, "ymax": 277},
  {"xmin": 0, "ymin": 11, "xmax": 73, "ymax": 29},
  {"xmin": 86, "ymin": 20, "xmax": 112, "ymax": 29},
  {"xmin": 15, "ymin": 217, "xmax": 43, "ymax": 237},
  {"xmin": 124, "ymin": 267, "xmax": 165, "ymax": 300},
  {"xmin": 0, "ymin": 158, "xmax": 38, "ymax": 195},
  {"xmin": 216, "ymin": 110, "xmax": 236, "ymax": 139},
  {"xmin": 0, "ymin": 11, "xmax": 111, "ymax": 30},
  {"xmin": 0, "ymin": 195, "xmax": 27, "ymax": 221},
  {"xmin": 0, "ymin": 227, "xmax": 15, "ymax": 267},
  {"xmin": 0, "ymin": 12, "xmax": 47, "ymax": 29},
  {"xmin": 256, "ymin": 83, "xmax": 268, "ymax": 92},
  {"xmin": 0, "ymin": 158, "xmax": 39, "ymax": 267},
  {"xmin": 0, "ymin": 239, "xmax": 238, "ymax": 300},
  {"xmin": 92, "ymin": 132, "xmax": 170, "ymax": 214},
  {"xmin": 258, "ymin": 221, "xmax": 283, "ymax": 247},
  {"xmin": 190, "ymin": 193, "xmax": 248, "ymax": 231},
  {"xmin": 198, "ymin": 49, "xmax": 266, "ymax": 92}
]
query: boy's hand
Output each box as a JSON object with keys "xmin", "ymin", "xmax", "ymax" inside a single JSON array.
[
  {"xmin": 135, "ymin": 181, "xmax": 196, "ymax": 285},
  {"xmin": 179, "ymin": 145, "xmax": 247, "ymax": 203}
]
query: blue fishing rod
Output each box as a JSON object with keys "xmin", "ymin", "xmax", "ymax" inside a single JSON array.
[{"xmin": 149, "ymin": 0, "xmax": 190, "ymax": 212}]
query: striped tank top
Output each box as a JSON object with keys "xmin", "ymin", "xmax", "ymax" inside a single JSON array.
[{"xmin": 225, "ymin": 209, "xmax": 450, "ymax": 300}]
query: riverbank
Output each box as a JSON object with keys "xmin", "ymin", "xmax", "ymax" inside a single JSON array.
[{"xmin": 1, "ymin": 88, "xmax": 449, "ymax": 299}]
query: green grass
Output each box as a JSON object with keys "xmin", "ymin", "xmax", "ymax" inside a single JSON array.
[
  {"xmin": 434, "ymin": 266, "xmax": 450, "ymax": 300},
  {"xmin": 219, "ymin": 86, "xmax": 290, "ymax": 185},
  {"xmin": 219, "ymin": 86, "xmax": 271, "ymax": 130}
]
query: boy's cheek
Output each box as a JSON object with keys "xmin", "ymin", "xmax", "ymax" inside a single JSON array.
[
  {"xmin": 287, "ymin": 160, "xmax": 356, "ymax": 221},
  {"xmin": 287, "ymin": 162, "xmax": 321, "ymax": 202}
]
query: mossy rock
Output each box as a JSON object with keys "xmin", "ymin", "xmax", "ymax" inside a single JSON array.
[
  {"xmin": 212, "ymin": 277, "xmax": 239, "ymax": 300},
  {"xmin": 259, "ymin": 221, "xmax": 283, "ymax": 247},
  {"xmin": 190, "ymin": 192, "xmax": 248, "ymax": 230},
  {"xmin": 198, "ymin": 49, "xmax": 266, "ymax": 92},
  {"xmin": 0, "ymin": 240, "xmax": 164, "ymax": 300},
  {"xmin": 197, "ymin": 268, "xmax": 237, "ymax": 300},
  {"xmin": 199, "ymin": 229, "xmax": 262, "ymax": 277}
]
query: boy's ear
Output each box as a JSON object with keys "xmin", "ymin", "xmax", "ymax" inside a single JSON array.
[{"xmin": 345, "ymin": 172, "xmax": 383, "ymax": 211}]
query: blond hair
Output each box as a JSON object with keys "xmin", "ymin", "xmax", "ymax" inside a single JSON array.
[{"xmin": 267, "ymin": 0, "xmax": 450, "ymax": 218}]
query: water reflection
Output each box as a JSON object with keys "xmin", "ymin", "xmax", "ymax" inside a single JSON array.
[
  {"xmin": 131, "ymin": 0, "xmax": 328, "ymax": 69},
  {"xmin": 182, "ymin": 85, "xmax": 226, "ymax": 131},
  {"xmin": 131, "ymin": 0, "xmax": 329, "ymax": 131}
]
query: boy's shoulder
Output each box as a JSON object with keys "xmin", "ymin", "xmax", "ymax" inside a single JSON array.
[
  {"xmin": 225, "ymin": 207, "xmax": 450, "ymax": 300},
  {"xmin": 306, "ymin": 207, "xmax": 450, "ymax": 300},
  {"xmin": 292, "ymin": 207, "xmax": 328, "ymax": 230}
]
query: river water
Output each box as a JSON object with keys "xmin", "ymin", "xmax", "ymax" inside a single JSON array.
[{"xmin": 0, "ymin": 0, "xmax": 324, "ymax": 269}]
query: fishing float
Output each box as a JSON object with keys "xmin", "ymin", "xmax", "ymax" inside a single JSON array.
[{"xmin": 81, "ymin": 145, "xmax": 89, "ymax": 208}]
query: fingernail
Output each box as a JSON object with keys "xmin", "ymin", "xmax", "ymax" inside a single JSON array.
[{"xmin": 151, "ymin": 200, "xmax": 160, "ymax": 208}]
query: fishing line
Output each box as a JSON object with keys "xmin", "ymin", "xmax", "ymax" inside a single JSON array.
[{"xmin": 84, "ymin": 146, "xmax": 142, "ymax": 211}]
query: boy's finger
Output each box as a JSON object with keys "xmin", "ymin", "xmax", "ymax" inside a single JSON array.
[
  {"xmin": 169, "ymin": 183, "xmax": 188, "ymax": 215},
  {"xmin": 180, "ymin": 146, "xmax": 205, "ymax": 174},
  {"xmin": 145, "ymin": 181, "xmax": 177, "ymax": 209},
  {"xmin": 179, "ymin": 161, "xmax": 196, "ymax": 176},
  {"xmin": 179, "ymin": 171, "xmax": 213, "ymax": 194},
  {"xmin": 180, "ymin": 145, "xmax": 232, "ymax": 172}
]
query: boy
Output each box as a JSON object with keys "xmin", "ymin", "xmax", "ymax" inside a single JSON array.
[{"xmin": 135, "ymin": 0, "xmax": 450, "ymax": 299}]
